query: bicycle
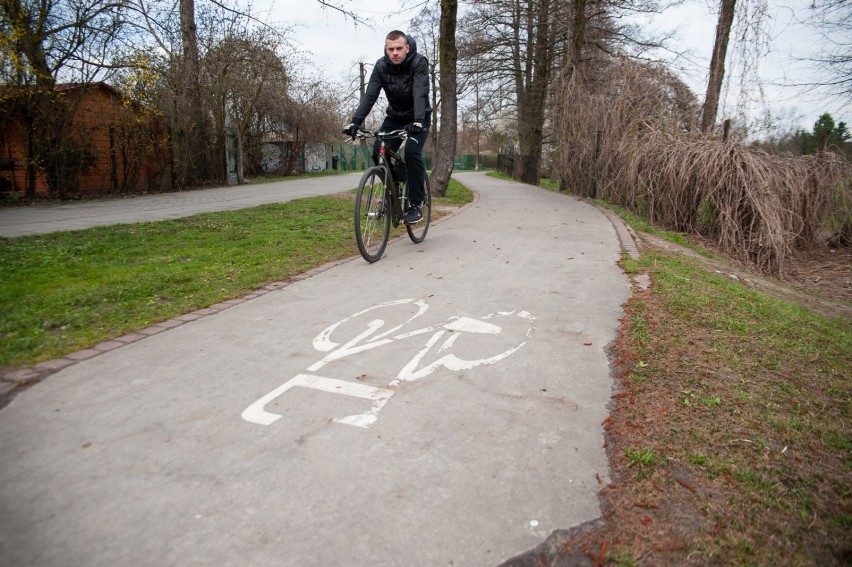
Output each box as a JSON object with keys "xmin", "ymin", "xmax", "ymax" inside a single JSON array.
[{"xmin": 350, "ymin": 129, "xmax": 432, "ymax": 263}]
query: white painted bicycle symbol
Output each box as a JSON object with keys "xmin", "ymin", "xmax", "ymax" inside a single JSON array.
[{"xmin": 242, "ymin": 299, "xmax": 535, "ymax": 429}]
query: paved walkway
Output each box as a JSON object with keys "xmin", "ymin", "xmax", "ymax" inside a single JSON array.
[
  {"xmin": 0, "ymin": 173, "xmax": 637, "ymax": 566},
  {"xmin": 0, "ymin": 174, "xmax": 363, "ymax": 237}
]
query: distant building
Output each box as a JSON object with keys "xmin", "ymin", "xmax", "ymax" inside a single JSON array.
[{"xmin": 0, "ymin": 82, "xmax": 171, "ymax": 196}]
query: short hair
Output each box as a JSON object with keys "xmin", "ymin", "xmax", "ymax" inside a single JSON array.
[{"xmin": 386, "ymin": 30, "xmax": 408, "ymax": 43}]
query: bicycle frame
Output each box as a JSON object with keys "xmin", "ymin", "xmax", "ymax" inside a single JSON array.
[
  {"xmin": 357, "ymin": 129, "xmax": 411, "ymax": 227},
  {"xmin": 349, "ymin": 128, "xmax": 431, "ymax": 262}
]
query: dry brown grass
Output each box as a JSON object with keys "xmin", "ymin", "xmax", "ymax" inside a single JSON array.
[{"xmin": 554, "ymin": 57, "xmax": 852, "ymax": 276}]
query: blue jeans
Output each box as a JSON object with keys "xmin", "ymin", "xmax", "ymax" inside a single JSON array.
[{"xmin": 372, "ymin": 117, "xmax": 429, "ymax": 206}]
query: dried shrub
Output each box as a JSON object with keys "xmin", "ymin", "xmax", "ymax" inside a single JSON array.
[{"xmin": 554, "ymin": 57, "xmax": 852, "ymax": 276}]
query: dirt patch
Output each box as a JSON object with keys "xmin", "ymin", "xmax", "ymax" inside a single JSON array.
[{"xmin": 783, "ymin": 246, "xmax": 852, "ymax": 304}]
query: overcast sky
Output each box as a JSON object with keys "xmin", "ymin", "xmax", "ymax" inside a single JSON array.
[{"xmin": 256, "ymin": 0, "xmax": 850, "ymax": 136}]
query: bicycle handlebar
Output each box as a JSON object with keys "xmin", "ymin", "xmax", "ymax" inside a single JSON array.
[{"xmin": 344, "ymin": 128, "xmax": 418, "ymax": 144}]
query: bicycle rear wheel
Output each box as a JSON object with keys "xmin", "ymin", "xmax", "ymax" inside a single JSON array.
[
  {"xmin": 406, "ymin": 173, "xmax": 432, "ymax": 243},
  {"xmin": 354, "ymin": 167, "xmax": 391, "ymax": 263}
]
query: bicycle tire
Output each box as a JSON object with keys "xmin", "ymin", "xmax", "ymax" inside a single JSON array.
[
  {"xmin": 406, "ymin": 173, "xmax": 432, "ymax": 243},
  {"xmin": 354, "ymin": 166, "xmax": 391, "ymax": 263}
]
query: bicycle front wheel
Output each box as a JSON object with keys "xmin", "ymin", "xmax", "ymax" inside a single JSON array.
[
  {"xmin": 406, "ymin": 173, "xmax": 432, "ymax": 244},
  {"xmin": 354, "ymin": 166, "xmax": 391, "ymax": 263}
]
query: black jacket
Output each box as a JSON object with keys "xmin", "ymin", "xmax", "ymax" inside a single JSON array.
[{"xmin": 352, "ymin": 37, "xmax": 432, "ymax": 126}]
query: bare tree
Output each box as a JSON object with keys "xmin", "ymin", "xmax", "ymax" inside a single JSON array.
[
  {"xmin": 175, "ymin": 0, "xmax": 214, "ymax": 185},
  {"xmin": 457, "ymin": 32, "xmax": 516, "ymax": 162},
  {"xmin": 0, "ymin": 0, "xmax": 129, "ymax": 197},
  {"xmin": 461, "ymin": 0, "xmax": 562, "ymax": 184},
  {"xmin": 278, "ymin": 75, "xmax": 344, "ymax": 174},
  {"xmin": 462, "ymin": 0, "xmax": 672, "ymax": 183},
  {"xmin": 409, "ymin": 4, "xmax": 442, "ymax": 155},
  {"xmin": 800, "ymin": 0, "xmax": 851, "ymax": 106},
  {"xmin": 0, "ymin": 0, "xmax": 128, "ymax": 84},
  {"xmin": 125, "ymin": 0, "xmax": 296, "ymax": 184},
  {"xmin": 202, "ymin": 34, "xmax": 289, "ymax": 181},
  {"xmin": 123, "ymin": 0, "xmax": 209, "ymax": 184},
  {"xmin": 314, "ymin": 0, "xmax": 371, "ymax": 25}
]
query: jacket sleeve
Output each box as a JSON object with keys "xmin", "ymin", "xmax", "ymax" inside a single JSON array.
[
  {"xmin": 412, "ymin": 56, "xmax": 430, "ymax": 123},
  {"xmin": 352, "ymin": 63, "xmax": 384, "ymax": 126}
]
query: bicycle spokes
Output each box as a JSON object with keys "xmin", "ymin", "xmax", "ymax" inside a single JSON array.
[{"xmin": 354, "ymin": 168, "xmax": 391, "ymax": 262}]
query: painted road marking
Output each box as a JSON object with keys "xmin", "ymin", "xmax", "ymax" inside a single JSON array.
[
  {"xmin": 241, "ymin": 374, "xmax": 394, "ymax": 427},
  {"xmin": 242, "ymin": 300, "xmax": 536, "ymax": 429}
]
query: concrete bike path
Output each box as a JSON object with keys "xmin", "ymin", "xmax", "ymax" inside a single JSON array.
[
  {"xmin": 0, "ymin": 172, "xmax": 631, "ymax": 566},
  {"xmin": 0, "ymin": 173, "xmax": 364, "ymax": 237}
]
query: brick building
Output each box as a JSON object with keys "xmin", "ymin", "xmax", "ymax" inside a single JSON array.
[{"xmin": 0, "ymin": 82, "xmax": 172, "ymax": 197}]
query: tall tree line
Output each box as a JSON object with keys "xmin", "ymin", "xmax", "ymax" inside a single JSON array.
[
  {"xmin": 453, "ymin": 0, "xmax": 668, "ymax": 184},
  {"xmin": 0, "ymin": 0, "xmax": 345, "ymax": 194},
  {"xmin": 122, "ymin": 0, "xmax": 342, "ymax": 186}
]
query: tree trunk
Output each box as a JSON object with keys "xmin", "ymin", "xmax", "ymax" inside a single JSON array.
[
  {"xmin": 556, "ymin": 0, "xmax": 587, "ymax": 192},
  {"xmin": 570, "ymin": 0, "xmax": 587, "ymax": 74},
  {"xmin": 178, "ymin": 0, "xmax": 211, "ymax": 185},
  {"xmin": 429, "ymin": 59, "xmax": 440, "ymax": 156},
  {"xmin": 701, "ymin": 0, "xmax": 736, "ymax": 134},
  {"xmin": 5, "ymin": 0, "xmax": 60, "ymax": 198},
  {"xmin": 514, "ymin": 0, "xmax": 552, "ymax": 185},
  {"xmin": 431, "ymin": 0, "xmax": 458, "ymax": 196}
]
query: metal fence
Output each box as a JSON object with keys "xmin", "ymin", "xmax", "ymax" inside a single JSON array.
[
  {"xmin": 329, "ymin": 146, "xmax": 501, "ymax": 173},
  {"xmin": 454, "ymin": 154, "xmax": 499, "ymax": 171},
  {"xmin": 331, "ymin": 144, "xmax": 435, "ymax": 172},
  {"xmin": 333, "ymin": 143, "xmax": 373, "ymax": 171}
]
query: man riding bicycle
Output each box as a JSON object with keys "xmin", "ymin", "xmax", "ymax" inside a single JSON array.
[{"xmin": 343, "ymin": 30, "xmax": 432, "ymax": 224}]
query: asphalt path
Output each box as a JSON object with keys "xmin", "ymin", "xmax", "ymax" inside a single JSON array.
[
  {"xmin": 0, "ymin": 173, "xmax": 364, "ymax": 237},
  {"xmin": 0, "ymin": 172, "xmax": 631, "ymax": 566}
]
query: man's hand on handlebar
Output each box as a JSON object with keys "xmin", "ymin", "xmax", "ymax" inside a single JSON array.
[
  {"xmin": 342, "ymin": 123, "xmax": 359, "ymax": 139},
  {"xmin": 405, "ymin": 122, "xmax": 423, "ymax": 135}
]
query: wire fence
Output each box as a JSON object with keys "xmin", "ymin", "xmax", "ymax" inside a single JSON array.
[
  {"xmin": 333, "ymin": 143, "xmax": 373, "ymax": 171},
  {"xmin": 330, "ymin": 144, "xmax": 439, "ymax": 172},
  {"xmin": 330, "ymin": 145, "xmax": 500, "ymax": 173}
]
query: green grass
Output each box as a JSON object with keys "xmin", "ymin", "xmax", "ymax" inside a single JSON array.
[
  {"xmin": 485, "ymin": 170, "xmax": 563, "ymax": 192},
  {"xmin": 485, "ymin": 170, "xmax": 512, "ymax": 182},
  {"xmin": 596, "ymin": 202, "xmax": 709, "ymax": 254},
  {"xmin": 626, "ymin": 447, "xmax": 660, "ymax": 468},
  {"xmin": 438, "ymin": 178, "xmax": 474, "ymax": 205},
  {"xmin": 540, "ymin": 178, "xmax": 561, "ymax": 191},
  {"xmin": 611, "ymin": 242, "xmax": 851, "ymax": 563},
  {"xmin": 0, "ymin": 178, "xmax": 473, "ymax": 367}
]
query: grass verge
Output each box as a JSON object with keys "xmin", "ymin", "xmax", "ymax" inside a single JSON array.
[
  {"xmin": 484, "ymin": 171, "xmax": 850, "ymax": 564},
  {"xmin": 550, "ymin": 225, "xmax": 851, "ymax": 565},
  {"xmin": 0, "ymin": 178, "xmax": 472, "ymax": 368}
]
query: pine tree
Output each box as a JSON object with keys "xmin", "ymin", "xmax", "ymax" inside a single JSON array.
[{"xmin": 802, "ymin": 113, "xmax": 850, "ymax": 154}]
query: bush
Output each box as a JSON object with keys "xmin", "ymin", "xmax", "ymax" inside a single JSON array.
[{"xmin": 554, "ymin": 57, "xmax": 852, "ymax": 276}]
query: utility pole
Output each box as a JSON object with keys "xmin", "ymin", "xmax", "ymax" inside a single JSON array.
[{"xmin": 474, "ymin": 82, "xmax": 481, "ymax": 170}]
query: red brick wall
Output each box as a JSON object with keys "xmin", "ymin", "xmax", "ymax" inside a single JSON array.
[{"xmin": 0, "ymin": 84, "xmax": 171, "ymax": 196}]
